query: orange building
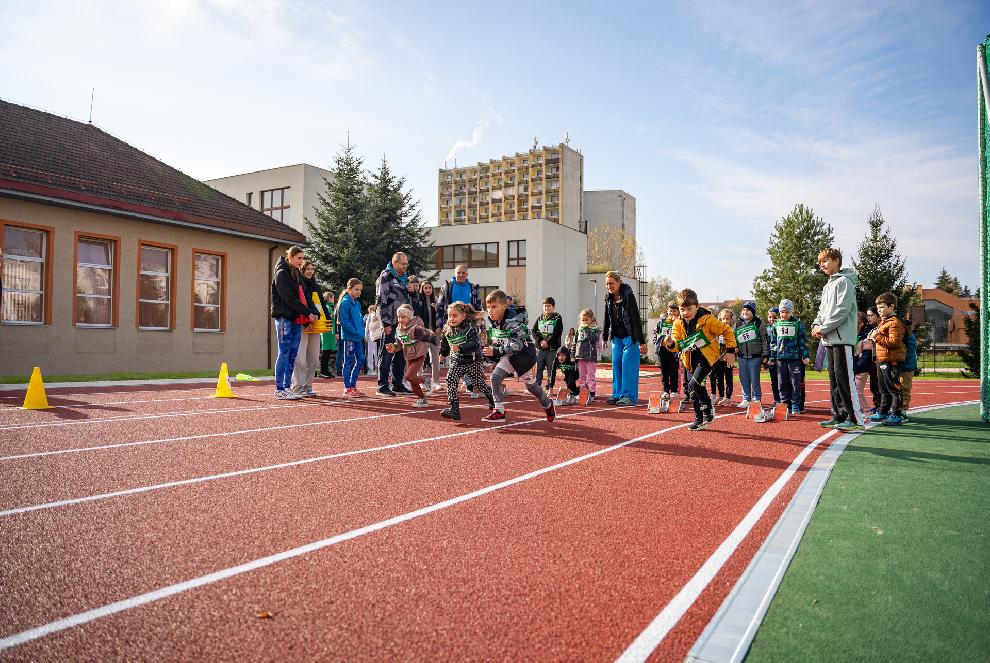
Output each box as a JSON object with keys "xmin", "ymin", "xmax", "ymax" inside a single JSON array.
[{"xmin": 911, "ymin": 287, "xmax": 978, "ymax": 347}]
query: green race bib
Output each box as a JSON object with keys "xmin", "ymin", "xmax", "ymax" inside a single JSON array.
[
  {"xmin": 447, "ymin": 332, "xmax": 468, "ymax": 346},
  {"xmin": 397, "ymin": 331, "xmax": 416, "ymax": 347},
  {"xmin": 538, "ymin": 319, "xmax": 555, "ymax": 336},
  {"xmin": 491, "ymin": 328, "xmax": 511, "ymax": 347},
  {"xmin": 677, "ymin": 330, "xmax": 711, "ymax": 352},
  {"xmin": 736, "ymin": 323, "xmax": 758, "ymax": 344},
  {"xmin": 776, "ymin": 321, "xmax": 797, "ymax": 338},
  {"xmin": 659, "ymin": 321, "xmax": 673, "ymax": 336}
]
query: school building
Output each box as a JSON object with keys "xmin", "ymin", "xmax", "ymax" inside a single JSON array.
[{"xmin": 0, "ymin": 99, "xmax": 306, "ymax": 377}]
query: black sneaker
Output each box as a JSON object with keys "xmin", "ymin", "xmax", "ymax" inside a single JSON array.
[
  {"xmin": 688, "ymin": 419, "xmax": 708, "ymax": 431},
  {"xmin": 440, "ymin": 408, "xmax": 461, "ymax": 420},
  {"xmin": 606, "ymin": 396, "xmax": 621, "ymax": 405},
  {"xmin": 392, "ymin": 384, "xmax": 413, "ymax": 395},
  {"xmin": 377, "ymin": 386, "xmax": 396, "ymax": 398},
  {"xmin": 704, "ymin": 412, "xmax": 715, "ymax": 426}
]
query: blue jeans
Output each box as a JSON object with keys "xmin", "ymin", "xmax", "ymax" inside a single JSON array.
[
  {"xmin": 737, "ymin": 356, "xmax": 763, "ymax": 402},
  {"xmin": 341, "ymin": 340, "xmax": 365, "ymax": 389},
  {"xmin": 611, "ymin": 335, "xmax": 640, "ymax": 402},
  {"xmin": 274, "ymin": 319, "xmax": 303, "ymax": 391}
]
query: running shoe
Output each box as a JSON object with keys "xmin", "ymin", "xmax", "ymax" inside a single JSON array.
[
  {"xmin": 869, "ymin": 412, "xmax": 889, "ymax": 422},
  {"xmin": 440, "ymin": 408, "xmax": 461, "ymax": 420},
  {"xmin": 482, "ymin": 410, "xmax": 506, "ymax": 423},
  {"xmin": 606, "ymin": 396, "xmax": 621, "ymax": 405},
  {"xmin": 882, "ymin": 413, "xmax": 905, "ymax": 426},
  {"xmin": 835, "ymin": 420, "xmax": 866, "ymax": 431},
  {"xmin": 688, "ymin": 419, "xmax": 708, "ymax": 431},
  {"xmin": 412, "ymin": 397, "xmax": 430, "ymax": 408},
  {"xmin": 274, "ymin": 389, "xmax": 293, "ymax": 400},
  {"xmin": 615, "ymin": 396, "xmax": 636, "ymax": 407},
  {"xmin": 392, "ymin": 384, "xmax": 413, "ymax": 395},
  {"xmin": 737, "ymin": 400, "xmax": 751, "ymax": 409},
  {"xmin": 818, "ymin": 419, "xmax": 841, "ymax": 428},
  {"xmin": 377, "ymin": 386, "xmax": 397, "ymax": 398},
  {"xmin": 545, "ymin": 402, "xmax": 557, "ymax": 422},
  {"xmin": 585, "ymin": 393, "xmax": 596, "ymax": 405}
]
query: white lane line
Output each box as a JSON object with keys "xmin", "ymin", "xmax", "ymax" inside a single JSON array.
[
  {"xmin": 0, "ymin": 411, "xmax": 743, "ymax": 652},
  {"xmin": 614, "ymin": 427, "xmax": 839, "ymax": 663},
  {"xmin": 0, "ymin": 400, "xmax": 323, "ymax": 431},
  {"xmin": 0, "ymin": 397, "xmax": 517, "ymax": 462},
  {"xmin": 0, "ymin": 402, "xmax": 591, "ymax": 518}
]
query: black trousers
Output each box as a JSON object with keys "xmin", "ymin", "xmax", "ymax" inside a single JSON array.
[
  {"xmin": 709, "ymin": 361, "xmax": 734, "ymax": 398},
  {"xmin": 876, "ymin": 360, "xmax": 903, "ymax": 416},
  {"xmin": 768, "ymin": 363, "xmax": 781, "ymax": 403},
  {"xmin": 659, "ymin": 348, "xmax": 680, "ymax": 394},
  {"xmin": 319, "ymin": 349, "xmax": 336, "ymax": 377},
  {"xmin": 828, "ymin": 345, "xmax": 864, "ymax": 424},
  {"xmin": 378, "ymin": 329, "xmax": 405, "ymax": 388},
  {"xmin": 687, "ymin": 357, "xmax": 714, "ymax": 420}
]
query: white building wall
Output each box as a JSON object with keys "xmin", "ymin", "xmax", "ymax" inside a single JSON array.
[{"xmin": 205, "ymin": 164, "xmax": 334, "ymax": 239}]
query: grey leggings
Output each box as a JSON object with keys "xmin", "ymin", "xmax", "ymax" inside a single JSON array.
[{"xmin": 491, "ymin": 365, "xmax": 551, "ymax": 410}]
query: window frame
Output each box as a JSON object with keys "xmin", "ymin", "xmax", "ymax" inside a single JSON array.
[
  {"xmin": 136, "ymin": 240, "xmax": 177, "ymax": 331},
  {"xmin": 191, "ymin": 248, "xmax": 226, "ymax": 333},
  {"xmin": 507, "ymin": 239, "xmax": 527, "ymax": 266},
  {"xmin": 73, "ymin": 231, "xmax": 120, "ymax": 328},
  {"xmin": 1, "ymin": 220, "xmax": 54, "ymax": 326},
  {"xmin": 260, "ymin": 187, "xmax": 290, "ymax": 224},
  {"xmin": 435, "ymin": 243, "xmax": 499, "ymax": 270}
]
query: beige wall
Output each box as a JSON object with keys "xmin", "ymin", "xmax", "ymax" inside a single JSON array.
[{"xmin": 0, "ymin": 198, "xmax": 284, "ymax": 377}]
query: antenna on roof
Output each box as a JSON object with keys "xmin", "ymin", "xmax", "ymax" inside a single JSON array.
[
  {"xmin": 88, "ymin": 88, "xmax": 95, "ymax": 124},
  {"xmin": 564, "ymin": 131, "xmax": 570, "ymax": 145},
  {"xmin": 532, "ymin": 136, "xmax": 539, "ymax": 150}
]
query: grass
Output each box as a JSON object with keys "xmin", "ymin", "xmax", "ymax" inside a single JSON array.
[
  {"xmin": 0, "ymin": 369, "xmax": 274, "ymax": 384},
  {"xmin": 745, "ymin": 404, "xmax": 990, "ymax": 662}
]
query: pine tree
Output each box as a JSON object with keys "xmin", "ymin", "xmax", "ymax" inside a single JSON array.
[
  {"xmin": 305, "ymin": 143, "xmax": 368, "ymax": 297},
  {"xmin": 934, "ymin": 267, "xmax": 962, "ymax": 296},
  {"xmin": 752, "ymin": 203, "xmax": 835, "ymax": 326},
  {"xmin": 959, "ymin": 303, "xmax": 981, "ymax": 378},
  {"xmin": 852, "ymin": 205, "xmax": 912, "ymax": 316}
]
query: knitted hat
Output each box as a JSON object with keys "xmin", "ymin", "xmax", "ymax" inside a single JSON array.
[
  {"xmin": 742, "ymin": 301, "xmax": 757, "ymax": 315},
  {"xmin": 769, "ymin": 306, "xmax": 780, "ymax": 314},
  {"xmin": 778, "ymin": 299, "xmax": 795, "ymax": 313}
]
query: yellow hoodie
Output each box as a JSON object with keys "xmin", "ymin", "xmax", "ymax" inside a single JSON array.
[{"xmin": 664, "ymin": 309, "xmax": 737, "ymax": 371}]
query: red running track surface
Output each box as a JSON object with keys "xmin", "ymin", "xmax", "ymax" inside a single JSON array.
[{"xmin": 0, "ymin": 376, "xmax": 979, "ymax": 661}]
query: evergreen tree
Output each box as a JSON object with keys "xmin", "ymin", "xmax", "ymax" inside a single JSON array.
[
  {"xmin": 305, "ymin": 143, "xmax": 368, "ymax": 297},
  {"xmin": 960, "ymin": 303, "xmax": 981, "ymax": 378},
  {"xmin": 852, "ymin": 205, "xmax": 912, "ymax": 317},
  {"xmin": 752, "ymin": 203, "xmax": 835, "ymax": 328},
  {"xmin": 934, "ymin": 267, "xmax": 962, "ymax": 296}
]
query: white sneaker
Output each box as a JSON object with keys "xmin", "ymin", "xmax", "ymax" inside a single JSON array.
[
  {"xmin": 737, "ymin": 399, "xmax": 751, "ymax": 409},
  {"xmin": 754, "ymin": 409, "xmax": 769, "ymax": 423},
  {"xmin": 412, "ymin": 397, "xmax": 430, "ymax": 408},
  {"xmin": 274, "ymin": 389, "xmax": 291, "ymax": 400},
  {"xmin": 470, "ymin": 391, "xmax": 482, "ymax": 399}
]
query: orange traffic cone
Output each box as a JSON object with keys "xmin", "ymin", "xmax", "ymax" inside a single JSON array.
[{"xmin": 22, "ymin": 366, "xmax": 51, "ymax": 410}]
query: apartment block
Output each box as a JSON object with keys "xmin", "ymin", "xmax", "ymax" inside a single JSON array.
[{"xmin": 437, "ymin": 143, "xmax": 584, "ymax": 230}]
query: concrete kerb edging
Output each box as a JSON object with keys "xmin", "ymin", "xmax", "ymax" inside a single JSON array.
[
  {"xmin": 0, "ymin": 376, "xmax": 275, "ymax": 393},
  {"xmin": 685, "ymin": 399, "xmax": 981, "ymax": 663}
]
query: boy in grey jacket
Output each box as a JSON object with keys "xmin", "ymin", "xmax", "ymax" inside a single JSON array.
[{"xmin": 811, "ymin": 247, "xmax": 864, "ymax": 430}]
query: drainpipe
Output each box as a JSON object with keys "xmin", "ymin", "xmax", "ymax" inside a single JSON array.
[{"xmin": 267, "ymin": 243, "xmax": 279, "ymax": 370}]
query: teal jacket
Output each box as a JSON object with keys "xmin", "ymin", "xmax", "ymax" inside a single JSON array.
[{"xmin": 813, "ymin": 268, "xmax": 859, "ymax": 346}]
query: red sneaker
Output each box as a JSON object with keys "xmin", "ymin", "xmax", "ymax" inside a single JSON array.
[
  {"xmin": 545, "ymin": 402, "xmax": 556, "ymax": 422},
  {"xmin": 481, "ymin": 410, "xmax": 506, "ymax": 423}
]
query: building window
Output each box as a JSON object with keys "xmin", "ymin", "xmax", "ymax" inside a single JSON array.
[
  {"xmin": 260, "ymin": 187, "xmax": 290, "ymax": 224},
  {"xmin": 479, "ymin": 285, "xmax": 500, "ymax": 302},
  {"xmin": 507, "ymin": 240, "xmax": 526, "ymax": 266},
  {"xmin": 75, "ymin": 235, "xmax": 117, "ymax": 327},
  {"xmin": 2, "ymin": 225, "xmax": 48, "ymax": 324},
  {"xmin": 435, "ymin": 243, "xmax": 499, "ymax": 270},
  {"xmin": 138, "ymin": 244, "xmax": 174, "ymax": 330},
  {"xmin": 245, "ymin": 191, "xmax": 253, "ymax": 206},
  {"xmin": 193, "ymin": 251, "xmax": 224, "ymax": 332}
]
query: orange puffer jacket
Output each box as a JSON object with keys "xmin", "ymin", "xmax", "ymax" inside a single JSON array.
[{"xmin": 872, "ymin": 316, "xmax": 906, "ymax": 364}]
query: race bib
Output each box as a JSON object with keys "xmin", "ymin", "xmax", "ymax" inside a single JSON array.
[
  {"xmin": 677, "ymin": 330, "xmax": 711, "ymax": 352},
  {"xmin": 659, "ymin": 321, "xmax": 673, "ymax": 336},
  {"xmin": 396, "ymin": 331, "xmax": 416, "ymax": 347},
  {"xmin": 736, "ymin": 323, "xmax": 758, "ymax": 344},
  {"xmin": 491, "ymin": 328, "xmax": 511, "ymax": 347},
  {"xmin": 538, "ymin": 319, "xmax": 555, "ymax": 336},
  {"xmin": 776, "ymin": 321, "xmax": 797, "ymax": 338},
  {"xmin": 447, "ymin": 332, "xmax": 468, "ymax": 346}
]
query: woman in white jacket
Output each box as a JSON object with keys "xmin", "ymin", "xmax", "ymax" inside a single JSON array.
[{"xmin": 365, "ymin": 305, "xmax": 384, "ymax": 374}]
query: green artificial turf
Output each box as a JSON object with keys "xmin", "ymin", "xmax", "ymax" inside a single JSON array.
[
  {"xmin": 746, "ymin": 404, "xmax": 990, "ymax": 662},
  {"xmin": 0, "ymin": 369, "xmax": 274, "ymax": 384}
]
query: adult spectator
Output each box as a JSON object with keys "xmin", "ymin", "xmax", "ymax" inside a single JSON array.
[
  {"xmin": 375, "ymin": 251, "xmax": 413, "ymax": 396},
  {"xmin": 602, "ymin": 270, "xmax": 646, "ymax": 406},
  {"xmin": 436, "ymin": 264, "xmax": 481, "ymax": 326},
  {"xmin": 270, "ymin": 246, "xmax": 317, "ymax": 400}
]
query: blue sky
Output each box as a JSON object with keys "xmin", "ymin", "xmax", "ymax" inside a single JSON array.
[{"xmin": 2, "ymin": 0, "xmax": 987, "ymax": 298}]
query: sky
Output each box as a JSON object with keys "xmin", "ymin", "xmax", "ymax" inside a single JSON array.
[{"xmin": 2, "ymin": 0, "xmax": 988, "ymax": 299}]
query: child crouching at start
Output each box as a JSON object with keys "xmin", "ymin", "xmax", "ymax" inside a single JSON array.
[
  {"xmin": 438, "ymin": 303, "xmax": 495, "ymax": 420},
  {"xmin": 385, "ymin": 304, "xmax": 439, "ymax": 408},
  {"xmin": 482, "ymin": 290, "xmax": 556, "ymax": 423}
]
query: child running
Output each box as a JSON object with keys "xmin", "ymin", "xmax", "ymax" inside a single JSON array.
[
  {"xmin": 653, "ymin": 301, "xmax": 681, "ymax": 403},
  {"xmin": 385, "ymin": 304, "xmax": 439, "ymax": 408},
  {"xmin": 552, "ymin": 346, "xmax": 581, "ymax": 405},
  {"xmin": 438, "ymin": 302, "xmax": 495, "ymax": 420},
  {"xmin": 574, "ymin": 309, "xmax": 601, "ymax": 405},
  {"xmin": 481, "ymin": 290, "xmax": 556, "ymax": 423},
  {"xmin": 337, "ymin": 278, "xmax": 367, "ymax": 397},
  {"xmin": 663, "ymin": 289, "xmax": 737, "ymax": 431},
  {"xmin": 769, "ymin": 299, "xmax": 810, "ymax": 417}
]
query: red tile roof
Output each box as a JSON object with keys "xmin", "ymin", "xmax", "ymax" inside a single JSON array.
[{"xmin": 0, "ymin": 99, "xmax": 305, "ymax": 243}]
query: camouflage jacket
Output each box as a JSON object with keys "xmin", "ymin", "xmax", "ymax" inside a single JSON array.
[
  {"xmin": 486, "ymin": 308, "xmax": 537, "ymax": 374},
  {"xmin": 374, "ymin": 263, "xmax": 412, "ymax": 328}
]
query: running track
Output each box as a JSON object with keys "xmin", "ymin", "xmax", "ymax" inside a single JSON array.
[{"xmin": 0, "ymin": 377, "xmax": 979, "ymax": 661}]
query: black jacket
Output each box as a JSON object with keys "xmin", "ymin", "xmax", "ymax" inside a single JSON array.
[
  {"xmin": 439, "ymin": 320, "xmax": 485, "ymax": 364},
  {"xmin": 270, "ymin": 257, "xmax": 313, "ymax": 321},
  {"xmin": 301, "ymin": 275, "xmax": 328, "ymax": 319},
  {"xmin": 532, "ymin": 312, "xmax": 564, "ymax": 350},
  {"xmin": 602, "ymin": 283, "xmax": 645, "ymax": 344}
]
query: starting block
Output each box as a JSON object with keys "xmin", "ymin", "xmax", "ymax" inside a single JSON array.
[
  {"xmin": 774, "ymin": 402, "xmax": 790, "ymax": 421},
  {"xmin": 746, "ymin": 401, "xmax": 763, "ymax": 419},
  {"xmin": 647, "ymin": 392, "xmax": 670, "ymax": 414},
  {"xmin": 579, "ymin": 388, "xmax": 590, "ymax": 405},
  {"xmin": 677, "ymin": 395, "xmax": 689, "ymax": 413}
]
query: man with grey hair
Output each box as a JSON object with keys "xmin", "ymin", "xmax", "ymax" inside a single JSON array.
[
  {"xmin": 375, "ymin": 251, "xmax": 413, "ymax": 397},
  {"xmin": 435, "ymin": 263, "xmax": 481, "ymax": 326}
]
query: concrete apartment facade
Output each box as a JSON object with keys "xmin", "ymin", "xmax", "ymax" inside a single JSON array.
[
  {"xmin": 0, "ymin": 100, "xmax": 305, "ymax": 377},
  {"xmin": 206, "ymin": 164, "xmax": 334, "ymax": 239}
]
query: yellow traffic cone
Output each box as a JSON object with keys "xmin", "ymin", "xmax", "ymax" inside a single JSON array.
[
  {"xmin": 213, "ymin": 362, "xmax": 236, "ymax": 399},
  {"xmin": 22, "ymin": 366, "xmax": 51, "ymax": 410}
]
